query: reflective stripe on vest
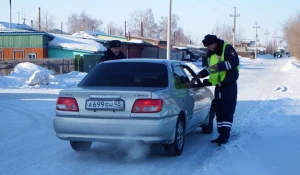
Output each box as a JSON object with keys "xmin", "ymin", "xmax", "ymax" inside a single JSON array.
[{"xmin": 208, "ymin": 42, "xmax": 228, "ymax": 85}]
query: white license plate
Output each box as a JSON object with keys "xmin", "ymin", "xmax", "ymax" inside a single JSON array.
[{"xmin": 85, "ymin": 100, "xmax": 125, "ymax": 110}]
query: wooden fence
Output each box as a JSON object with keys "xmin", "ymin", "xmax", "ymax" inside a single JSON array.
[{"xmin": 0, "ymin": 58, "xmax": 75, "ymax": 76}]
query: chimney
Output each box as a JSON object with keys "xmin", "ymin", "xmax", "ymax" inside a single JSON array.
[
  {"xmin": 38, "ymin": 7, "xmax": 41, "ymax": 31},
  {"xmin": 31, "ymin": 20, "xmax": 33, "ymax": 28}
]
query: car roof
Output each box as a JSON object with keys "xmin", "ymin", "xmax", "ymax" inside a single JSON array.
[{"xmin": 102, "ymin": 58, "xmax": 183, "ymax": 64}]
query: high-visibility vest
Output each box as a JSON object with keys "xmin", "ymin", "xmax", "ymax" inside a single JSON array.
[{"xmin": 208, "ymin": 42, "xmax": 228, "ymax": 85}]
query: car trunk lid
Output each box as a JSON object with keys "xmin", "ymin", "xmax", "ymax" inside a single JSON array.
[{"xmin": 60, "ymin": 87, "xmax": 163, "ymax": 118}]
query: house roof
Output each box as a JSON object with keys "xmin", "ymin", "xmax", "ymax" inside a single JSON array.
[
  {"xmin": 97, "ymin": 33, "xmax": 129, "ymax": 42},
  {"xmin": 48, "ymin": 34, "xmax": 107, "ymax": 52},
  {"xmin": 125, "ymin": 35, "xmax": 166, "ymax": 46},
  {"xmin": 49, "ymin": 29, "xmax": 69, "ymax": 35},
  {"xmin": 72, "ymin": 31, "xmax": 146, "ymax": 45},
  {"xmin": 0, "ymin": 21, "xmax": 34, "ymax": 31},
  {"xmin": 241, "ymin": 39, "xmax": 252, "ymax": 44},
  {"xmin": 0, "ymin": 29, "xmax": 54, "ymax": 38}
]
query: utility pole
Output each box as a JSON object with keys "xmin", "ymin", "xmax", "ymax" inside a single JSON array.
[
  {"xmin": 9, "ymin": 0, "xmax": 12, "ymax": 28},
  {"xmin": 272, "ymin": 31, "xmax": 280, "ymax": 53},
  {"xmin": 264, "ymin": 30, "xmax": 269, "ymax": 53},
  {"xmin": 61, "ymin": 22, "xmax": 63, "ymax": 34},
  {"xmin": 38, "ymin": 7, "xmax": 41, "ymax": 31},
  {"xmin": 230, "ymin": 7, "xmax": 240, "ymax": 48},
  {"xmin": 253, "ymin": 21, "xmax": 260, "ymax": 59},
  {"xmin": 167, "ymin": 0, "xmax": 172, "ymax": 60},
  {"xmin": 17, "ymin": 12, "xmax": 20, "ymax": 24},
  {"xmin": 173, "ymin": 32, "xmax": 176, "ymax": 45},
  {"xmin": 141, "ymin": 22, "xmax": 143, "ymax": 37},
  {"xmin": 124, "ymin": 21, "xmax": 127, "ymax": 37}
]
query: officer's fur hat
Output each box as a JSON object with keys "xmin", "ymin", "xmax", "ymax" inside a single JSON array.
[
  {"xmin": 109, "ymin": 40, "xmax": 122, "ymax": 48},
  {"xmin": 202, "ymin": 34, "xmax": 218, "ymax": 47}
]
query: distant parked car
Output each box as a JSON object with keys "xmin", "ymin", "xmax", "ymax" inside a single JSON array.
[
  {"xmin": 274, "ymin": 51, "xmax": 282, "ymax": 58},
  {"xmin": 53, "ymin": 59, "xmax": 214, "ymax": 156}
]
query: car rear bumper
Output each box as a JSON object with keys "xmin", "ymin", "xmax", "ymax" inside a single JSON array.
[{"xmin": 53, "ymin": 115, "xmax": 178, "ymax": 144}]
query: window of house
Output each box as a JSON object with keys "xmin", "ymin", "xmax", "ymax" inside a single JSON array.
[
  {"xmin": 28, "ymin": 53, "xmax": 37, "ymax": 60},
  {"xmin": 12, "ymin": 50, "xmax": 24, "ymax": 60}
]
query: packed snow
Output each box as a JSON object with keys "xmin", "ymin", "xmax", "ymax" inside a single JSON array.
[
  {"xmin": 0, "ymin": 55, "xmax": 300, "ymax": 175},
  {"xmin": 48, "ymin": 35, "xmax": 107, "ymax": 52}
]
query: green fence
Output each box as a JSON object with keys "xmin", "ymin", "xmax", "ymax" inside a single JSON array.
[{"xmin": 75, "ymin": 54, "xmax": 101, "ymax": 73}]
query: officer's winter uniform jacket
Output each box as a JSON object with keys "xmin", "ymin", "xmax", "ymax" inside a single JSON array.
[
  {"xmin": 200, "ymin": 39, "xmax": 239, "ymax": 86},
  {"xmin": 99, "ymin": 49, "xmax": 126, "ymax": 63}
]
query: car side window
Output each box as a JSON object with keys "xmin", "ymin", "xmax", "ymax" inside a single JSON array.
[
  {"xmin": 182, "ymin": 67, "xmax": 199, "ymax": 85},
  {"xmin": 172, "ymin": 63, "xmax": 188, "ymax": 89}
]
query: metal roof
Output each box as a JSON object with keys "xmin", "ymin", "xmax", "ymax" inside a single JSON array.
[{"xmin": 0, "ymin": 30, "xmax": 54, "ymax": 38}]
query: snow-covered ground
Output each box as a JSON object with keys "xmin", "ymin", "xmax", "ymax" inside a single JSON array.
[{"xmin": 0, "ymin": 55, "xmax": 300, "ymax": 175}]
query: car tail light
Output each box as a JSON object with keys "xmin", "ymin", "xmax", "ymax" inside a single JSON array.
[
  {"xmin": 56, "ymin": 97, "xmax": 79, "ymax": 112},
  {"xmin": 131, "ymin": 99, "xmax": 163, "ymax": 113}
]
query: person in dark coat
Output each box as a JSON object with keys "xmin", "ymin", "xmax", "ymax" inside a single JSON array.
[
  {"xmin": 189, "ymin": 34, "xmax": 239, "ymax": 146},
  {"xmin": 99, "ymin": 40, "xmax": 126, "ymax": 63}
]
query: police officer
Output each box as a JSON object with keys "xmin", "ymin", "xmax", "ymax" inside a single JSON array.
[
  {"xmin": 99, "ymin": 40, "xmax": 126, "ymax": 63},
  {"xmin": 190, "ymin": 34, "xmax": 239, "ymax": 146}
]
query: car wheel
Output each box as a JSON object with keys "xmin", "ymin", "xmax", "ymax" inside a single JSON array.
[
  {"xmin": 202, "ymin": 103, "xmax": 215, "ymax": 134},
  {"xmin": 163, "ymin": 117, "xmax": 185, "ymax": 156},
  {"xmin": 70, "ymin": 141, "xmax": 92, "ymax": 151}
]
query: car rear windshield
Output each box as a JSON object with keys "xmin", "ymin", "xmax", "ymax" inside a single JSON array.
[{"xmin": 78, "ymin": 62, "xmax": 168, "ymax": 87}]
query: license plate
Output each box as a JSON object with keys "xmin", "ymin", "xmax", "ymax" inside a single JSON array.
[{"xmin": 85, "ymin": 99, "xmax": 125, "ymax": 110}]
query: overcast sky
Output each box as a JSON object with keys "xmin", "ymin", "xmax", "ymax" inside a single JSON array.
[{"xmin": 0, "ymin": 0, "xmax": 299, "ymax": 44}]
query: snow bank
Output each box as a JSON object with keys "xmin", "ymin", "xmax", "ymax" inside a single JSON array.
[
  {"xmin": 48, "ymin": 35, "xmax": 107, "ymax": 52},
  {"xmin": 0, "ymin": 62, "xmax": 86, "ymax": 89},
  {"xmin": 280, "ymin": 59, "xmax": 300, "ymax": 72},
  {"xmin": 26, "ymin": 70, "xmax": 56, "ymax": 86}
]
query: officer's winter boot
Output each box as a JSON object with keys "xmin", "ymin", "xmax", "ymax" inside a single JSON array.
[
  {"xmin": 217, "ymin": 138, "xmax": 228, "ymax": 146},
  {"xmin": 210, "ymin": 136, "xmax": 220, "ymax": 143},
  {"xmin": 217, "ymin": 127, "xmax": 230, "ymax": 146}
]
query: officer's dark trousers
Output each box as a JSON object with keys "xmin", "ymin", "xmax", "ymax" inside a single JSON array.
[{"xmin": 214, "ymin": 82, "xmax": 237, "ymax": 140}]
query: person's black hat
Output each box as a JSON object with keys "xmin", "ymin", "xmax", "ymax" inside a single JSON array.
[
  {"xmin": 202, "ymin": 34, "xmax": 218, "ymax": 47},
  {"xmin": 109, "ymin": 40, "xmax": 122, "ymax": 48}
]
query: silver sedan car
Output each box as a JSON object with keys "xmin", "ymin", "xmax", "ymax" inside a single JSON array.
[{"xmin": 53, "ymin": 59, "xmax": 214, "ymax": 156}]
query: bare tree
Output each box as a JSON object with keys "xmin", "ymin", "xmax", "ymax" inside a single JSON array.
[
  {"xmin": 66, "ymin": 11, "xmax": 103, "ymax": 34},
  {"xmin": 128, "ymin": 8, "xmax": 158, "ymax": 38},
  {"xmin": 157, "ymin": 14, "xmax": 179, "ymax": 40},
  {"xmin": 211, "ymin": 22, "xmax": 244, "ymax": 45},
  {"xmin": 33, "ymin": 10, "xmax": 56, "ymax": 32},
  {"xmin": 283, "ymin": 12, "xmax": 300, "ymax": 60},
  {"xmin": 174, "ymin": 28, "xmax": 191, "ymax": 45},
  {"xmin": 157, "ymin": 14, "xmax": 191, "ymax": 44},
  {"xmin": 266, "ymin": 41, "xmax": 275, "ymax": 54},
  {"xmin": 106, "ymin": 22, "xmax": 123, "ymax": 36}
]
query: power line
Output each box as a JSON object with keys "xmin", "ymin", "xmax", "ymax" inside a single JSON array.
[
  {"xmin": 197, "ymin": 0, "xmax": 228, "ymax": 16},
  {"xmin": 215, "ymin": 0, "xmax": 232, "ymax": 11}
]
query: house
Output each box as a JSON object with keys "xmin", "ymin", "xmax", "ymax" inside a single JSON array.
[
  {"xmin": 0, "ymin": 21, "xmax": 34, "ymax": 31},
  {"xmin": 0, "ymin": 30, "xmax": 54, "ymax": 60},
  {"xmin": 124, "ymin": 35, "xmax": 170, "ymax": 59}
]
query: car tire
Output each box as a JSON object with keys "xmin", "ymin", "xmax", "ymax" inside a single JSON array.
[
  {"xmin": 202, "ymin": 103, "xmax": 215, "ymax": 134},
  {"xmin": 70, "ymin": 141, "xmax": 92, "ymax": 151},
  {"xmin": 163, "ymin": 117, "xmax": 185, "ymax": 156}
]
